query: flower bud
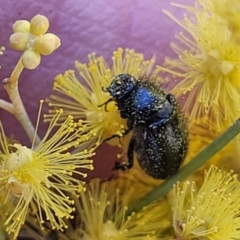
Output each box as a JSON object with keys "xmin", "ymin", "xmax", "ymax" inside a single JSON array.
[
  {"xmin": 9, "ymin": 32, "xmax": 28, "ymax": 51},
  {"xmin": 30, "ymin": 14, "xmax": 49, "ymax": 35},
  {"xmin": 12, "ymin": 20, "xmax": 30, "ymax": 33},
  {"xmin": 22, "ymin": 50, "xmax": 41, "ymax": 69},
  {"xmin": 35, "ymin": 33, "xmax": 61, "ymax": 55}
]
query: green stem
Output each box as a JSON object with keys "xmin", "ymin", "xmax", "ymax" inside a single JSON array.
[{"xmin": 126, "ymin": 118, "xmax": 240, "ymax": 216}]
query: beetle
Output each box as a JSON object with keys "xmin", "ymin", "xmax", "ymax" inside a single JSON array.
[{"xmin": 106, "ymin": 74, "xmax": 188, "ymax": 179}]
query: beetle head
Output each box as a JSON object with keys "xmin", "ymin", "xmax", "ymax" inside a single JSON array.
[{"xmin": 107, "ymin": 74, "xmax": 137, "ymax": 101}]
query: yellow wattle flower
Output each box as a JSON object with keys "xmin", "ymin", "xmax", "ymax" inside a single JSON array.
[
  {"xmin": 0, "ymin": 110, "xmax": 95, "ymax": 239},
  {"xmin": 117, "ymin": 156, "xmax": 162, "ymax": 204},
  {"xmin": 0, "ymin": 190, "xmax": 14, "ymax": 238},
  {"xmin": 183, "ymin": 118, "xmax": 240, "ymax": 173},
  {"xmin": 45, "ymin": 48, "xmax": 156, "ymax": 146},
  {"xmin": 172, "ymin": 165, "xmax": 240, "ymax": 239},
  {"xmin": 58, "ymin": 178, "xmax": 171, "ymax": 240},
  {"xmin": 198, "ymin": 0, "xmax": 240, "ymax": 40},
  {"xmin": 158, "ymin": 4, "xmax": 240, "ymax": 133}
]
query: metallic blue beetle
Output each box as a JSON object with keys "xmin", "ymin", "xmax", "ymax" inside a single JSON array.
[{"xmin": 107, "ymin": 74, "xmax": 188, "ymax": 179}]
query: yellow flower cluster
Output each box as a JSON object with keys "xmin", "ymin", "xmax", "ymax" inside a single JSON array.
[
  {"xmin": 199, "ymin": 0, "xmax": 240, "ymax": 39},
  {"xmin": 58, "ymin": 179, "xmax": 171, "ymax": 240},
  {"xmin": 158, "ymin": 1, "xmax": 240, "ymax": 133},
  {"xmin": 54, "ymin": 164, "xmax": 240, "ymax": 240},
  {"xmin": 9, "ymin": 14, "xmax": 60, "ymax": 69},
  {"xmin": 0, "ymin": 109, "xmax": 95, "ymax": 239},
  {"xmin": 173, "ymin": 166, "xmax": 240, "ymax": 239}
]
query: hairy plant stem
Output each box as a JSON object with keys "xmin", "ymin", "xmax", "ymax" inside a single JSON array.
[{"xmin": 126, "ymin": 118, "xmax": 240, "ymax": 216}]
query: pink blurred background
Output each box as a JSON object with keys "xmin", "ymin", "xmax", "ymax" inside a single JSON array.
[{"xmin": 0, "ymin": 0, "xmax": 193, "ymax": 179}]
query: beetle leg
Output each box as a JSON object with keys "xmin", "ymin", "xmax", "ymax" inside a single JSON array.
[
  {"xmin": 114, "ymin": 137, "xmax": 134, "ymax": 170},
  {"xmin": 126, "ymin": 137, "xmax": 134, "ymax": 169},
  {"xmin": 104, "ymin": 134, "xmax": 121, "ymax": 141},
  {"xmin": 98, "ymin": 98, "xmax": 114, "ymax": 112},
  {"xmin": 104, "ymin": 128, "xmax": 131, "ymax": 142},
  {"xmin": 101, "ymin": 86, "xmax": 109, "ymax": 92}
]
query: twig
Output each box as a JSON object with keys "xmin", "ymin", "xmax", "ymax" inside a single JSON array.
[
  {"xmin": 0, "ymin": 98, "xmax": 14, "ymax": 114},
  {"xmin": 2, "ymin": 57, "xmax": 40, "ymax": 144}
]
